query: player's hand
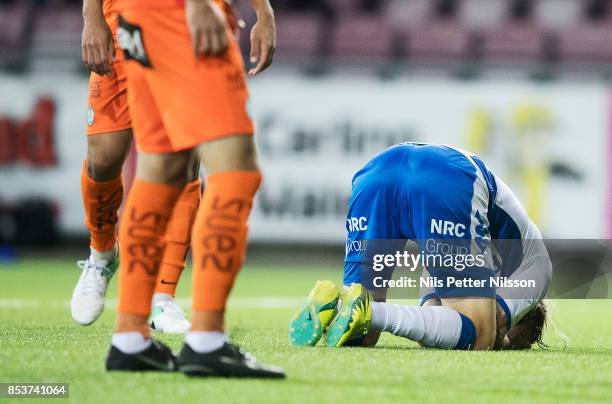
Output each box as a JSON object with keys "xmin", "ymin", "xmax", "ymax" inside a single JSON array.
[
  {"xmin": 248, "ymin": 7, "xmax": 276, "ymax": 76},
  {"xmin": 186, "ymin": 0, "xmax": 229, "ymax": 57},
  {"xmin": 82, "ymin": 15, "xmax": 115, "ymax": 76}
]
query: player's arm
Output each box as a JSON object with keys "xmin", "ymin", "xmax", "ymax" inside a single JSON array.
[
  {"xmin": 82, "ymin": 0, "xmax": 114, "ymax": 76},
  {"xmin": 248, "ymin": 0, "xmax": 276, "ymax": 76},
  {"xmin": 185, "ymin": 0, "xmax": 275, "ymax": 73}
]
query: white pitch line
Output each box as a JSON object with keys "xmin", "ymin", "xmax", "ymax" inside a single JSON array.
[{"xmin": 0, "ymin": 297, "xmax": 303, "ymax": 310}]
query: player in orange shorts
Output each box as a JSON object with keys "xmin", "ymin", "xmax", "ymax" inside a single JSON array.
[
  {"xmin": 104, "ymin": 0, "xmax": 284, "ymax": 378},
  {"xmin": 70, "ymin": 0, "xmax": 200, "ymax": 334}
]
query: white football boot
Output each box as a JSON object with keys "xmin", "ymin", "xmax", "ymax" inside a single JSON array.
[
  {"xmin": 149, "ymin": 297, "xmax": 191, "ymax": 334},
  {"xmin": 71, "ymin": 246, "xmax": 118, "ymax": 325}
]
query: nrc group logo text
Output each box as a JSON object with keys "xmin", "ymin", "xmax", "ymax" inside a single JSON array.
[
  {"xmin": 430, "ymin": 218, "xmax": 466, "ymax": 237},
  {"xmin": 347, "ymin": 216, "xmax": 368, "ymax": 232}
]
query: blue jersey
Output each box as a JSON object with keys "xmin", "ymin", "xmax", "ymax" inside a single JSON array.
[{"xmin": 344, "ymin": 143, "xmax": 544, "ymax": 298}]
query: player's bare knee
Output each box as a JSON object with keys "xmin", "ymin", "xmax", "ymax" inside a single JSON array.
[
  {"xmin": 443, "ymin": 298, "xmax": 497, "ymax": 350},
  {"xmin": 87, "ymin": 151, "xmax": 126, "ymax": 181},
  {"xmin": 455, "ymin": 305, "xmax": 496, "ymax": 350},
  {"xmin": 164, "ymin": 159, "xmax": 191, "ymax": 187},
  {"xmin": 470, "ymin": 316, "xmax": 496, "ymax": 351},
  {"xmin": 197, "ymin": 133, "xmax": 259, "ymax": 174},
  {"xmin": 136, "ymin": 151, "xmax": 192, "ymax": 188},
  {"xmin": 86, "ymin": 130, "xmax": 132, "ymax": 181}
]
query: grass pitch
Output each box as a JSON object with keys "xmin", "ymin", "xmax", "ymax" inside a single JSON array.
[{"xmin": 1, "ymin": 258, "xmax": 611, "ymax": 403}]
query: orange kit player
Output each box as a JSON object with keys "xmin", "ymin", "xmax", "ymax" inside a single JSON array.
[
  {"xmin": 71, "ymin": 0, "xmax": 201, "ymax": 333},
  {"xmin": 104, "ymin": 0, "xmax": 284, "ymax": 378}
]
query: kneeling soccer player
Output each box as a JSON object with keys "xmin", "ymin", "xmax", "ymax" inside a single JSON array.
[{"xmin": 290, "ymin": 142, "xmax": 552, "ymax": 350}]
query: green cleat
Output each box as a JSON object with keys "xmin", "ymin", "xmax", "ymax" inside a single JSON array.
[
  {"xmin": 326, "ymin": 283, "xmax": 372, "ymax": 348},
  {"xmin": 289, "ymin": 280, "xmax": 340, "ymax": 347}
]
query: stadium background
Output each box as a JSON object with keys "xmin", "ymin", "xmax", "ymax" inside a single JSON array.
[
  {"xmin": 0, "ymin": 1, "xmax": 611, "ymax": 402},
  {"xmin": 0, "ymin": 0, "xmax": 610, "ymax": 249}
]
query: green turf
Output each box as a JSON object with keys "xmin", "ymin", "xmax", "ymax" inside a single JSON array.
[{"xmin": 0, "ymin": 258, "xmax": 611, "ymax": 403}]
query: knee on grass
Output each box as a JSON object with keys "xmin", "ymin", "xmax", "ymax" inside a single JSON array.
[{"xmin": 442, "ymin": 313, "xmax": 495, "ymax": 351}]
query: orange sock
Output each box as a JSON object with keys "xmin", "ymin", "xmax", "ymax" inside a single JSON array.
[
  {"xmin": 117, "ymin": 179, "xmax": 182, "ymax": 317},
  {"xmin": 81, "ymin": 161, "xmax": 123, "ymax": 252},
  {"xmin": 191, "ymin": 171, "xmax": 262, "ymax": 312},
  {"xmin": 154, "ymin": 178, "xmax": 201, "ymax": 296}
]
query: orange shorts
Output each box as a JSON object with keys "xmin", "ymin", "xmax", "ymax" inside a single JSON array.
[
  {"xmin": 86, "ymin": 14, "xmax": 131, "ymax": 136},
  {"xmin": 117, "ymin": 5, "xmax": 253, "ymax": 153}
]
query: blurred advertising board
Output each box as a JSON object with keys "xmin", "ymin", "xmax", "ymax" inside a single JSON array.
[
  {"xmin": 0, "ymin": 72, "xmax": 609, "ymax": 242},
  {"xmin": 248, "ymin": 75, "xmax": 609, "ymax": 242}
]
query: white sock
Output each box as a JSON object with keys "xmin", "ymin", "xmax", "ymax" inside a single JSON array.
[
  {"xmin": 185, "ymin": 331, "xmax": 227, "ymax": 353},
  {"xmin": 152, "ymin": 293, "xmax": 174, "ymax": 305},
  {"xmin": 91, "ymin": 244, "xmax": 118, "ymax": 263},
  {"xmin": 111, "ymin": 332, "xmax": 152, "ymax": 354},
  {"xmin": 371, "ymin": 302, "xmax": 475, "ymax": 349}
]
